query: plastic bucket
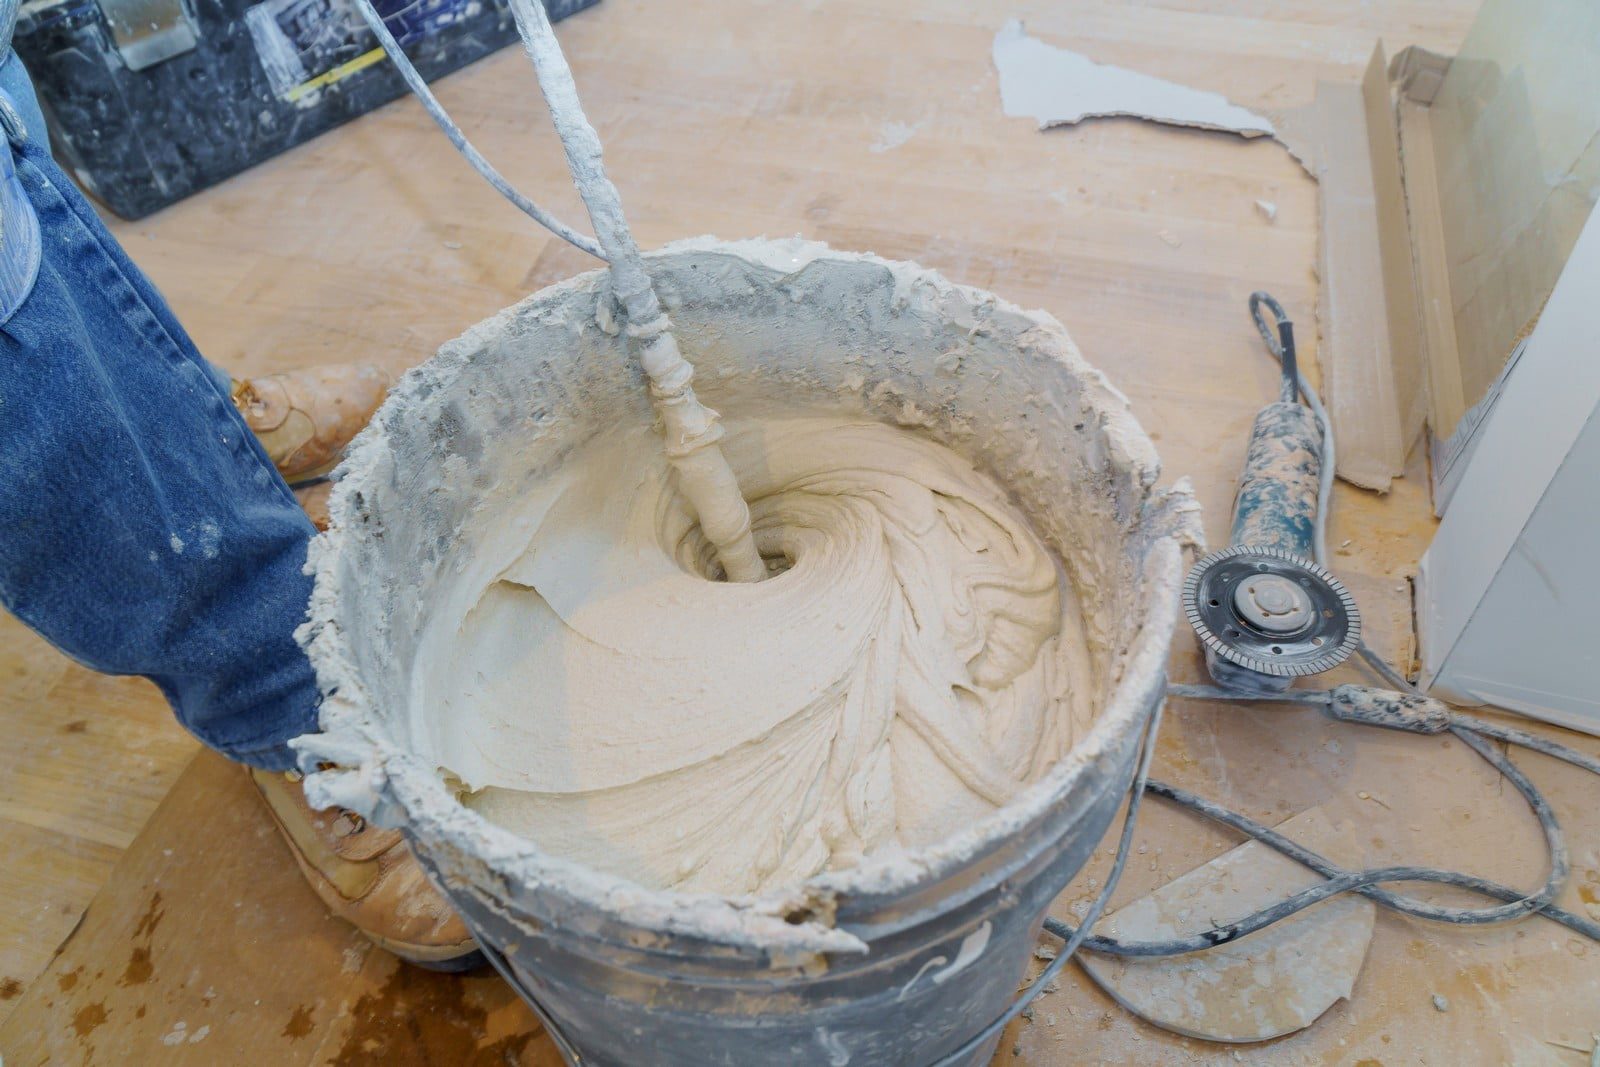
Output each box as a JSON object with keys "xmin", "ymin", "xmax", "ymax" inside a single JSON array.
[{"xmin": 295, "ymin": 239, "xmax": 1196, "ymax": 1065}]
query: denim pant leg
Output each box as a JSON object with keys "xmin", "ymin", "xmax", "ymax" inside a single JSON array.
[{"xmin": 0, "ymin": 75, "xmax": 320, "ymax": 770}]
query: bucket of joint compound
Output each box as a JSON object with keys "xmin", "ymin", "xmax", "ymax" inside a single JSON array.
[{"xmin": 294, "ymin": 239, "xmax": 1197, "ymax": 1066}]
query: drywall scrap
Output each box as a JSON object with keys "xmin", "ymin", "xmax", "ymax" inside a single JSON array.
[
  {"xmin": 1079, "ymin": 807, "xmax": 1375, "ymax": 1043},
  {"xmin": 993, "ymin": 20, "xmax": 1275, "ymax": 140}
]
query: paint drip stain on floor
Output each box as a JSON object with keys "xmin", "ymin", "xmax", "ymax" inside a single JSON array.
[
  {"xmin": 117, "ymin": 891, "xmax": 165, "ymax": 987},
  {"xmin": 119, "ymin": 947, "xmax": 153, "ymax": 987},
  {"xmin": 282, "ymin": 1003, "xmax": 315, "ymax": 1040},
  {"xmin": 71, "ymin": 1001, "xmax": 109, "ymax": 1038},
  {"xmin": 132, "ymin": 891, "xmax": 165, "ymax": 940},
  {"xmin": 330, "ymin": 963, "xmax": 543, "ymax": 1066}
]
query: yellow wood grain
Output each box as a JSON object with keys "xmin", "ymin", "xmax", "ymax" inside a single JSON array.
[{"xmin": 0, "ymin": 615, "xmax": 199, "ymax": 1026}]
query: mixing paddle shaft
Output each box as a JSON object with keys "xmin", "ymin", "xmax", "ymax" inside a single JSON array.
[{"xmin": 502, "ymin": 0, "xmax": 765, "ymax": 582}]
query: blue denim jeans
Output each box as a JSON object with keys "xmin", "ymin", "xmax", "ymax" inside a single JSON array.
[{"xmin": 0, "ymin": 56, "xmax": 316, "ymax": 769}]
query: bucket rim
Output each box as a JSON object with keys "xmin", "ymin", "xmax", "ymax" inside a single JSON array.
[{"xmin": 292, "ymin": 237, "xmax": 1201, "ymax": 956}]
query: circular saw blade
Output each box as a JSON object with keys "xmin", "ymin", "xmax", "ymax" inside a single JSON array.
[{"xmin": 1182, "ymin": 545, "xmax": 1360, "ymax": 677}]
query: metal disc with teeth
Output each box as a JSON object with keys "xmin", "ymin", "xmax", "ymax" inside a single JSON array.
[{"xmin": 1182, "ymin": 545, "xmax": 1360, "ymax": 678}]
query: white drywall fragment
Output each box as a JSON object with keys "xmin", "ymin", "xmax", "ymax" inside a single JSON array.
[
  {"xmin": 993, "ymin": 20, "xmax": 1275, "ymax": 139},
  {"xmin": 1078, "ymin": 808, "xmax": 1374, "ymax": 1042}
]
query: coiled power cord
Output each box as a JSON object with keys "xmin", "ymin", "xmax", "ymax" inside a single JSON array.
[{"xmin": 936, "ymin": 298, "xmax": 1600, "ymax": 1063}]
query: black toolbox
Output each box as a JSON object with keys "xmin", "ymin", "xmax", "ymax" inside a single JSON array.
[{"xmin": 13, "ymin": 0, "xmax": 598, "ymax": 218}]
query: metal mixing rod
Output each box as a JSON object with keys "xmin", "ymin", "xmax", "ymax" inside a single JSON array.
[
  {"xmin": 354, "ymin": 0, "xmax": 767, "ymax": 584},
  {"xmin": 505, "ymin": 0, "xmax": 767, "ymax": 584},
  {"xmin": 1183, "ymin": 294, "xmax": 1359, "ymax": 696}
]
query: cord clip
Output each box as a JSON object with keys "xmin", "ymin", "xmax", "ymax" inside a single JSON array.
[{"xmin": 1324, "ymin": 684, "xmax": 1451, "ymax": 734}]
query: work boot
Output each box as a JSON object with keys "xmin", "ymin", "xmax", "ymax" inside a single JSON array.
[
  {"xmin": 232, "ymin": 363, "xmax": 392, "ymax": 485},
  {"xmin": 294, "ymin": 480, "xmax": 333, "ymax": 532},
  {"xmin": 249, "ymin": 768, "xmax": 483, "ymax": 971}
]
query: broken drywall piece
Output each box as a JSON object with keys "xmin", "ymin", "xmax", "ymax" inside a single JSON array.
[
  {"xmin": 1263, "ymin": 100, "xmax": 1321, "ymax": 175},
  {"xmin": 993, "ymin": 20, "xmax": 1274, "ymax": 139},
  {"xmin": 1078, "ymin": 807, "xmax": 1374, "ymax": 1043},
  {"xmin": 989, "ymin": 21, "xmax": 1317, "ymax": 174}
]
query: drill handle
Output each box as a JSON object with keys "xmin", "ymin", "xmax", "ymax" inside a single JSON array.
[{"xmin": 1230, "ymin": 402, "xmax": 1323, "ymax": 557}]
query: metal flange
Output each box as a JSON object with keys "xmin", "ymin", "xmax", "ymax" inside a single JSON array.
[{"xmin": 1182, "ymin": 545, "xmax": 1360, "ymax": 678}]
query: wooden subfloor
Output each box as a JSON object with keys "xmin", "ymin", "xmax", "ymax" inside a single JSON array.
[{"xmin": 11, "ymin": 1, "xmax": 1595, "ymax": 1062}]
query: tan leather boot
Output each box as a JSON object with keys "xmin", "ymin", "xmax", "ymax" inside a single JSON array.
[
  {"xmin": 232, "ymin": 364, "xmax": 392, "ymax": 485},
  {"xmin": 249, "ymin": 768, "xmax": 482, "ymax": 970},
  {"xmin": 294, "ymin": 481, "xmax": 333, "ymax": 532}
]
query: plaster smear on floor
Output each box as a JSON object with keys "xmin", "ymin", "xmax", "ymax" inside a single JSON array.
[{"xmin": 412, "ymin": 415, "xmax": 1093, "ymax": 896}]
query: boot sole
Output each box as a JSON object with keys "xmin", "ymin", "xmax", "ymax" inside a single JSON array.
[
  {"xmin": 396, "ymin": 947, "xmax": 489, "ymax": 974},
  {"xmin": 284, "ymin": 456, "xmax": 340, "ymax": 487},
  {"xmin": 370, "ymin": 931, "xmax": 489, "ymax": 973}
]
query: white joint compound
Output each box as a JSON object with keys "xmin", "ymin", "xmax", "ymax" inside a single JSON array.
[{"xmin": 419, "ymin": 415, "xmax": 1094, "ymax": 895}]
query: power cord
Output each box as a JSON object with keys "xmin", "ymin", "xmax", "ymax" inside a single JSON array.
[
  {"xmin": 937, "ymin": 668, "xmax": 1600, "ymax": 1061},
  {"xmin": 934, "ymin": 296, "xmax": 1600, "ymax": 1058},
  {"xmin": 351, "ymin": 0, "xmax": 606, "ymax": 260}
]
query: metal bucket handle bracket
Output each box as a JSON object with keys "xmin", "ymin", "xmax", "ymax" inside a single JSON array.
[
  {"xmin": 96, "ymin": 0, "xmax": 199, "ymax": 70},
  {"xmin": 477, "ymin": 937, "xmax": 586, "ymax": 1065}
]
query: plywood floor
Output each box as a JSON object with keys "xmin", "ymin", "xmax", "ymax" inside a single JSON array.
[{"xmin": 19, "ymin": 0, "xmax": 1592, "ymax": 1060}]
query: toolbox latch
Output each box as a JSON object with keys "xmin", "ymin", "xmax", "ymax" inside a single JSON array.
[{"xmin": 97, "ymin": 0, "xmax": 199, "ymax": 70}]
